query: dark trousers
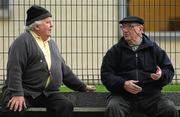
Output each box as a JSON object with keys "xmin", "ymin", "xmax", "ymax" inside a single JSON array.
[
  {"xmin": 104, "ymin": 94, "xmax": 179, "ymax": 117},
  {"xmin": 0, "ymin": 93, "xmax": 73, "ymax": 117}
]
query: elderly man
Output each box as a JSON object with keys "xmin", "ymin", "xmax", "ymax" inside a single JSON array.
[
  {"xmin": 101, "ymin": 16, "xmax": 179, "ymax": 117},
  {"xmin": 0, "ymin": 5, "xmax": 95, "ymax": 117}
]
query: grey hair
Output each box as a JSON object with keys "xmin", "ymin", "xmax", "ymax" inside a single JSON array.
[{"xmin": 25, "ymin": 20, "xmax": 43, "ymax": 31}]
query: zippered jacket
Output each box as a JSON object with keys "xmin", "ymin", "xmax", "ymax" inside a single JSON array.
[{"xmin": 101, "ymin": 33, "xmax": 174, "ymax": 97}]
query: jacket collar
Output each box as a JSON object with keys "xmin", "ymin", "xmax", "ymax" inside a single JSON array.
[{"xmin": 118, "ymin": 33, "xmax": 154, "ymax": 51}]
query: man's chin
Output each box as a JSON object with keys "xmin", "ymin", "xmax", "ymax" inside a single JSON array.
[
  {"xmin": 48, "ymin": 34, "xmax": 51, "ymax": 37},
  {"xmin": 124, "ymin": 37, "xmax": 130, "ymax": 41}
]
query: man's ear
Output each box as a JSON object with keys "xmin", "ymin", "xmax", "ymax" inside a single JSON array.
[
  {"xmin": 34, "ymin": 25, "xmax": 39, "ymax": 31},
  {"xmin": 140, "ymin": 25, "xmax": 144, "ymax": 32}
]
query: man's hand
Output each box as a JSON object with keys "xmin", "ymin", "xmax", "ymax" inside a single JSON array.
[
  {"xmin": 124, "ymin": 80, "xmax": 142, "ymax": 94},
  {"xmin": 151, "ymin": 66, "xmax": 162, "ymax": 80},
  {"xmin": 7, "ymin": 96, "xmax": 27, "ymax": 112},
  {"xmin": 85, "ymin": 85, "xmax": 96, "ymax": 92}
]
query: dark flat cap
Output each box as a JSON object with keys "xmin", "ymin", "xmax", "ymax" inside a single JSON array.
[{"xmin": 119, "ymin": 16, "xmax": 144, "ymax": 25}]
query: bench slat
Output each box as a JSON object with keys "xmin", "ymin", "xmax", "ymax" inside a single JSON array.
[
  {"xmin": 26, "ymin": 107, "xmax": 106, "ymax": 112},
  {"xmin": 26, "ymin": 106, "xmax": 180, "ymax": 113},
  {"xmin": 74, "ymin": 107, "xmax": 105, "ymax": 112}
]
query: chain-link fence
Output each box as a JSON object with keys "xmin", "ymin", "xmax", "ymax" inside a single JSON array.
[{"xmin": 0, "ymin": 0, "xmax": 180, "ymax": 87}]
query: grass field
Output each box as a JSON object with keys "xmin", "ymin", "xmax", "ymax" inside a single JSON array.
[{"xmin": 60, "ymin": 84, "xmax": 180, "ymax": 92}]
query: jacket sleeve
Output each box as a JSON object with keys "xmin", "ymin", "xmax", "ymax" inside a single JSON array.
[
  {"xmin": 7, "ymin": 36, "xmax": 28, "ymax": 96},
  {"xmin": 101, "ymin": 47, "xmax": 126, "ymax": 93},
  {"xmin": 154, "ymin": 43, "xmax": 174, "ymax": 87},
  {"xmin": 61, "ymin": 59, "xmax": 86, "ymax": 92}
]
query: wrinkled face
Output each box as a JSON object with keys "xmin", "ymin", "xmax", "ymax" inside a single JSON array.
[
  {"xmin": 35, "ymin": 17, "xmax": 53, "ymax": 41},
  {"xmin": 120, "ymin": 23, "xmax": 143, "ymax": 41}
]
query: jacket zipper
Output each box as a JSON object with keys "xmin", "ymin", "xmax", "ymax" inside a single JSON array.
[{"xmin": 135, "ymin": 53, "xmax": 139, "ymax": 81}]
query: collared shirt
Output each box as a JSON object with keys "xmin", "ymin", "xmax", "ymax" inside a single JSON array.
[
  {"xmin": 30, "ymin": 31, "xmax": 51, "ymax": 87},
  {"xmin": 129, "ymin": 37, "xmax": 143, "ymax": 51}
]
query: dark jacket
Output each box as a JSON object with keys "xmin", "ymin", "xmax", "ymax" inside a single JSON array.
[
  {"xmin": 1, "ymin": 30, "xmax": 86, "ymax": 102},
  {"xmin": 101, "ymin": 33, "xmax": 174, "ymax": 98}
]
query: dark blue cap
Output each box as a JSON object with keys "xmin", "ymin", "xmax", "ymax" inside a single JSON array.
[{"xmin": 119, "ymin": 16, "xmax": 144, "ymax": 25}]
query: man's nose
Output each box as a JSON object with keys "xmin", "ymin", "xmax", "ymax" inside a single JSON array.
[
  {"xmin": 122, "ymin": 28, "xmax": 129, "ymax": 32},
  {"xmin": 50, "ymin": 23, "xmax": 53, "ymax": 28}
]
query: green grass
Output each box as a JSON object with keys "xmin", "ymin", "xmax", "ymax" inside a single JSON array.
[
  {"xmin": 60, "ymin": 85, "xmax": 108, "ymax": 92},
  {"xmin": 60, "ymin": 84, "xmax": 180, "ymax": 92},
  {"xmin": 162, "ymin": 84, "xmax": 180, "ymax": 92}
]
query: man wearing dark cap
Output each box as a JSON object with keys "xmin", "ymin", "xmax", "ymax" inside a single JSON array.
[
  {"xmin": 101, "ymin": 16, "xmax": 179, "ymax": 117},
  {"xmin": 0, "ymin": 5, "xmax": 95, "ymax": 117}
]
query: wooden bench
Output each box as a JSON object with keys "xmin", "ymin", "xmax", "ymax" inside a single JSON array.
[
  {"xmin": 1, "ymin": 92, "xmax": 180, "ymax": 117},
  {"xmin": 24, "ymin": 92, "xmax": 180, "ymax": 117}
]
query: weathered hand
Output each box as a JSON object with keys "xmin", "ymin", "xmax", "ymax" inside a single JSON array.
[
  {"xmin": 7, "ymin": 96, "xmax": 27, "ymax": 112},
  {"xmin": 124, "ymin": 80, "xmax": 142, "ymax": 94},
  {"xmin": 85, "ymin": 85, "xmax": 96, "ymax": 92},
  {"xmin": 151, "ymin": 66, "xmax": 162, "ymax": 80}
]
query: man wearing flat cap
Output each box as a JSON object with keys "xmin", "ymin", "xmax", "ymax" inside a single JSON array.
[
  {"xmin": 0, "ymin": 5, "xmax": 95, "ymax": 117},
  {"xmin": 101, "ymin": 16, "xmax": 179, "ymax": 117}
]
